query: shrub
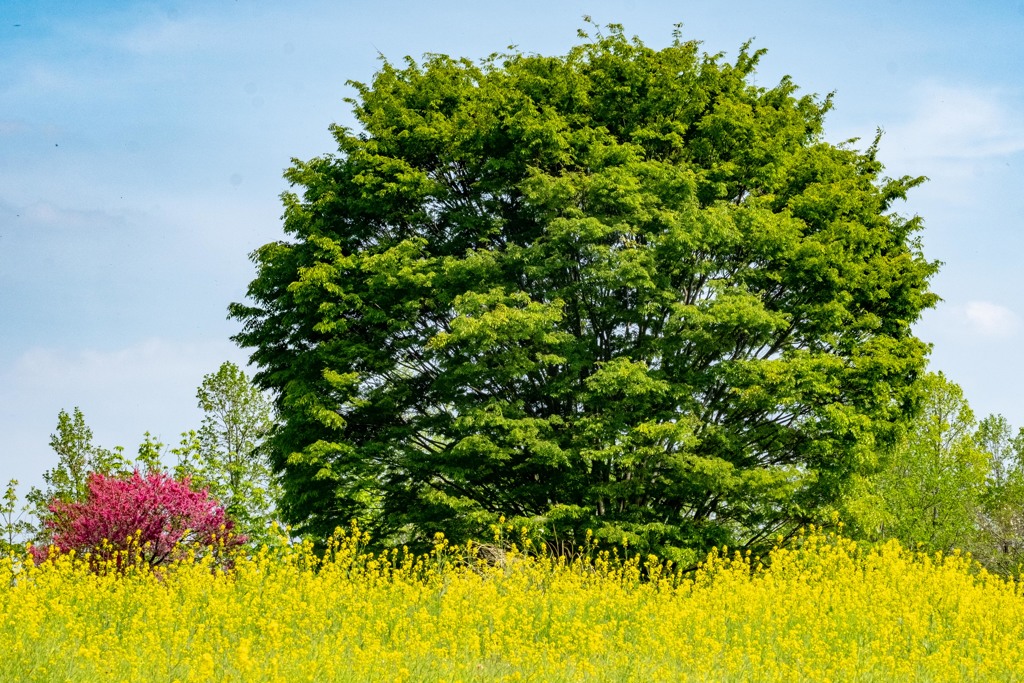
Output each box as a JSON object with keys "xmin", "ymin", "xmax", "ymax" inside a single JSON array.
[{"xmin": 34, "ymin": 470, "xmax": 243, "ymax": 569}]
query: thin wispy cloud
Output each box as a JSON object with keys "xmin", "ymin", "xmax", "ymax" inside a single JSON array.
[
  {"xmin": 11, "ymin": 337, "xmax": 239, "ymax": 393},
  {"xmin": 0, "ymin": 337, "xmax": 247, "ymax": 483},
  {"xmin": 959, "ymin": 301, "xmax": 1022, "ymax": 339},
  {"xmin": 882, "ymin": 83, "xmax": 1024, "ymax": 167},
  {"xmin": 0, "ymin": 120, "xmax": 28, "ymax": 135},
  {"xmin": 113, "ymin": 15, "xmax": 212, "ymax": 56},
  {"xmin": 19, "ymin": 201, "xmax": 128, "ymax": 232}
]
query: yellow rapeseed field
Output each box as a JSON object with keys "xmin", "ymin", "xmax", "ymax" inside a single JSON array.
[{"xmin": 1, "ymin": 526, "xmax": 1023, "ymax": 682}]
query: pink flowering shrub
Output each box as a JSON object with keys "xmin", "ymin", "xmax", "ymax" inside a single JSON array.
[{"xmin": 34, "ymin": 470, "xmax": 244, "ymax": 569}]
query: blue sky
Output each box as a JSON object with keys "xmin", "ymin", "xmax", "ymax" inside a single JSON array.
[{"xmin": 2, "ymin": 0, "xmax": 1023, "ymax": 493}]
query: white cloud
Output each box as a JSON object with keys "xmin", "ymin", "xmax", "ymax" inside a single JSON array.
[
  {"xmin": 0, "ymin": 338, "xmax": 251, "ymax": 489},
  {"xmin": 960, "ymin": 300, "xmax": 1022, "ymax": 338},
  {"xmin": 20, "ymin": 200, "xmax": 128, "ymax": 232},
  {"xmin": 11, "ymin": 338, "xmax": 240, "ymax": 390},
  {"xmin": 867, "ymin": 83, "xmax": 1024, "ymax": 208},
  {"xmin": 881, "ymin": 83, "xmax": 1024, "ymax": 171},
  {"xmin": 0, "ymin": 120, "xmax": 28, "ymax": 136},
  {"xmin": 111, "ymin": 15, "xmax": 213, "ymax": 56}
]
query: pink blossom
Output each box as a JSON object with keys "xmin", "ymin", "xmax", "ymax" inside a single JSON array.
[{"xmin": 37, "ymin": 470, "xmax": 244, "ymax": 569}]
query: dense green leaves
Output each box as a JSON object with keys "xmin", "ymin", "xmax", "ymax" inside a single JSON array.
[{"xmin": 232, "ymin": 25, "xmax": 937, "ymax": 558}]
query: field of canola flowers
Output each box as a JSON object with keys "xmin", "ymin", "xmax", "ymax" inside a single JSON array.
[{"xmin": 2, "ymin": 528, "xmax": 1024, "ymax": 683}]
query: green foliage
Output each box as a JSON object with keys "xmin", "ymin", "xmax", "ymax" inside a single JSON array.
[
  {"xmin": 838, "ymin": 373, "xmax": 1024, "ymax": 574},
  {"xmin": 973, "ymin": 414, "xmax": 1024, "ymax": 573},
  {"xmin": 173, "ymin": 361, "xmax": 280, "ymax": 545},
  {"xmin": 231, "ymin": 24, "xmax": 937, "ymax": 558},
  {"xmin": 856, "ymin": 373, "xmax": 988, "ymax": 551},
  {"xmin": 26, "ymin": 407, "xmax": 131, "ymax": 537},
  {"xmin": 135, "ymin": 432, "xmax": 166, "ymax": 474},
  {"xmin": 25, "ymin": 408, "xmax": 177, "ymax": 543},
  {"xmin": 0, "ymin": 480, "xmax": 32, "ymax": 557}
]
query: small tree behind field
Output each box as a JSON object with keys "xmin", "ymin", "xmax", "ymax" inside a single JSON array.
[
  {"xmin": 34, "ymin": 470, "xmax": 243, "ymax": 570},
  {"xmin": 26, "ymin": 408, "xmax": 177, "ymax": 544},
  {"xmin": 1, "ymin": 480, "xmax": 32, "ymax": 558},
  {"xmin": 174, "ymin": 361, "xmax": 281, "ymax": 547},
  {"xmin": 27, "ymin": 407, "xmax": 131, "ymax": 522},
  {"xmin": 974, "ymin": 415, "xmax": 1024, "ymax": 573}
]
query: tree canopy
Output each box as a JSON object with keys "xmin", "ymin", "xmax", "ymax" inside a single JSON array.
[{"xmin": 231, "ymin": 24, "xmax": 937, "ymax": 559}]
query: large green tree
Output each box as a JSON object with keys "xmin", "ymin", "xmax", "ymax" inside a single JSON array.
[{"xmin": 231, "ymin": 24, "xmax": 937, "ymax": 559}]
